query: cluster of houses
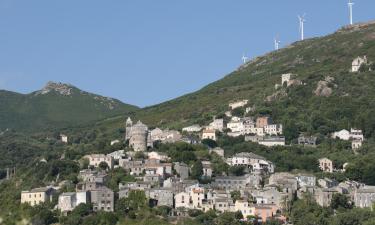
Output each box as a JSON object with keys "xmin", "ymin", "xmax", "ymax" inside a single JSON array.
[
  {"xmin": 20, "ymin": 144, "xmax": 375, "ymax": 223},
  {"xmin": 331, "ymin": 128, "xmax": 364, "ymax": 150},
  {"xmin": 182, "ymin": 100, "xmax": 286, "ymax": 147},
  {"xmin": 19, "ymin": 92, "xmax": 372, "ymax": 223}
]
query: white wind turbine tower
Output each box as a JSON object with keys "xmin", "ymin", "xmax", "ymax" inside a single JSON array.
[
  {"xmin": 274, "ymin": 36, "xmax": 281, "ymax": 50},
  {"xmin": 348, "ymin": 0, "xmax": 354, "ymax": 25},
  {"xmin": 298, "ymin": 14, "xmax": 306, "ymax": 41},
  {"xmin": 242, "ymin": 54, "xmax": 249, "ymax": 64}
]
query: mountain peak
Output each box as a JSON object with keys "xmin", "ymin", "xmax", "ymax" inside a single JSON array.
[{"xmin": 36, "ymin": 81, "xmax": 75, "ymax": 96}]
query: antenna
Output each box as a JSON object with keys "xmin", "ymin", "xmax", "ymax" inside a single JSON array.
[
  {"xmin": 298, "ymin": 14, "xmax": 306, "ymax": 41},
  {"xmin": 242, "ymin": 54, "xmax": 248, "ymax": 64},
  {"xmin": 274, "ymin": 36, "xmax": 281, "ymax": 50},
  {"xmin": 348, "ymin": 0, "xmax": 354, "ymax": 25}
]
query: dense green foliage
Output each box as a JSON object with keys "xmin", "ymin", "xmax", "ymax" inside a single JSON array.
[{"xmin": 0, "ymin": 83, "xmax": 138, "ymax": 131}]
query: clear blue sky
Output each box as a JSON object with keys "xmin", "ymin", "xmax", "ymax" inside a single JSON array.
[{"xmin": 0, "ymin": 0, "xmax": 374, "ymax": 107}]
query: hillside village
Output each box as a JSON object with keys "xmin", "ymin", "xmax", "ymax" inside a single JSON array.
[
  {"xmin": 1, "ymin": 19, "xmax": 375, "ymax": 225},
  {"xmin": 17, "ymin": 56, "xmax": 375, "ymax": 224}
]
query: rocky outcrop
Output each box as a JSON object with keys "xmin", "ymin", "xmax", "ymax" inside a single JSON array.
[
  {"xmin": 314, "ymin": 76, "xmax": 334, "ymax": 97},
  {"xmin": 35, "ymin": 81, "xmax": 74, "ymax": 96}
]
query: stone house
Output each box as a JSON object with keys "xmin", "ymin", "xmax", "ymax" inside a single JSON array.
[
  {"xmin": 213, "ymin": 174, "xmax": 262, "ymax": 190},
  {"xmin": 84, "ymin": 154, "xmax": 114, "ymax": 169},
  {"xmin": 318, "ymin": 178, "xmax": 338, "ymax": 188},
  {"xmin": 21, "ymin": 187, "xmax": 55, "ymax": 206},
  {"xmin": 354, "ymin": 186, "xmax": 375, "ymax": 208},
  {"xmin": 107, "ymin": 150, "xmax": 125, "ymax": 160},
  {"xmin": 78, "ymin": 169, "xmax": 108, "ymax": 184},
  {"xmin": 314, "ymin": 188, "xmax": 338, "ymax": 207},
  {"xmin": 296, "ymin": 174, "xmax": 316, "ymax": 187},
  {"xmin": 318, "ymin": 158, "xmax": 334, "ymax": 173},
  {"xmin": 148, "ymin": 151, "xmax": 170, "ymax": 161},
  {"xmin": 148, "ymin": 188, "xmax": 174, "ymax": 207},
  {"xmin": 174, "ymin": 162, "xmax": 189, "ymax": 180},
  {"xmin": 208, "ymin": 118, "xmax": 225, "ymax": 132},
  {"xmin": 202, "ymin": 161, "xmax": 213, "ymax": 178},
  {"xmin": 91, "ymin": 186, "xmax": 114, "ymax": 212},
  {"xmin": 298, "ymin": 135, "xmax": 317, "ymax": 147}
]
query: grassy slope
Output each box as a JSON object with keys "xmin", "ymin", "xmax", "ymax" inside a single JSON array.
[
  {"xmin": 130, "ymin": 22, "xmax": 375, "ymax": 136},
  {"xmin": 0, "ymin": 86, "xmax": 139, "ymax": 131}
]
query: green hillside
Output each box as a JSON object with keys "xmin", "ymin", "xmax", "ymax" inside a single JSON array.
[
  {"xmin": 129, "ymin": 21, "xmax": 375, "ymax": 140},
  {"xmin": 0, "ymin": 82, "xmax": 138, "ymax": 131}
]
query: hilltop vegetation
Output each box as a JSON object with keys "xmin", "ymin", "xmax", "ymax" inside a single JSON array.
[
  {"xmin": 0, "ymin": 82, "xmax": 138, "ymax": 131},
  {"xmin": 130, "ymin": 22, "xmax": 375, "ymax": 141}
]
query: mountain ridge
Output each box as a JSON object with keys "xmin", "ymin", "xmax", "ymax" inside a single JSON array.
[{"xmin": 0, "ymin": 81, "xmax": 139, "ymax": 131}]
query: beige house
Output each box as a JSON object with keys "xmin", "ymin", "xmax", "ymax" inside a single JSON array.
[
  {"xmin": 319, "ymin": 158, "xmax": 334, "ymax": 173},
  {"xmin": 21, "ymin": 187, "xmax": 54, "ymax": 206},
  {"xmin": 202, "ymin": 129, "xmax": 216, "ymax": 141}
]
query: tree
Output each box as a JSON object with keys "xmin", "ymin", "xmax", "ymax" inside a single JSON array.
[
  {"xmin": 201, "ymin": 139, "xmax": 217, "ymax": 148},
  {"xmin": 230, "ymin": 191, "xmax": 241, "ymax": 202},
  {"xmin": 99, "ymin": 161, "xmax": 109, "ymax": 171},
  {"xmin": 191, "ymin": 160, "xmax": 203, "ymax": 179},
  {"xmin": 331, "ymin": 193, "xmax": 352, "ymax": 210},
  {"xmin": 117, "ymin": 190, "xmax": 147, "ymax": 214},
  {"xmin": 229, "ymin": 165, "xmax": 246, "ymax": 176}
]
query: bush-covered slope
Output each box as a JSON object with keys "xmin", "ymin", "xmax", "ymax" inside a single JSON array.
[
  {"xmin": 131, "ymin": 22, "xmax": 375, "ymax": 140},
  {"xmin": 0, "ymin": 82, "xmax": 138, "ymax": 131}
]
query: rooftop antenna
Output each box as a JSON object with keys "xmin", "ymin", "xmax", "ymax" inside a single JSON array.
[
  {"xmin": 348, "ymin": 0, "xmax": 354, "ymax": 25},
  {"xmin": 242, "ymin": 54, "xmax": 249, "ymax": 64},
  {"xmin": 274, "ymin": 36, "xmax": 281, "ymax": 50},
  {"xmin": 298, "ymin": 14, "xmax": 306, "ymax": 41}
]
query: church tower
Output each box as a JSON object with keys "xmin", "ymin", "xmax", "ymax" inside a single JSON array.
[{"xmin": 125, "ymin": 117, "xmax": 133, "ymax": 140}]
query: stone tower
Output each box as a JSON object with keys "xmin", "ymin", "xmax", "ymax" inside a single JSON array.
[
  {"xmin": 129, "ymin": 121, "xmax": 148, "ymax": 151},
  {"xmin": 125, "ymin": 117, "xmax": 133, "ymax": 140}
]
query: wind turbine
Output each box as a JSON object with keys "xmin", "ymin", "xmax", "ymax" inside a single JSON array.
[
  {"xmin": 298, "ymin": 14, "xmax": 306, "ymax": 41},
  {"xmin": 242, "ymin": 54, "xmax": 249, "ymax": 64},
  {"xmin": 348, "ymin": 0, "xmax": 354, "ymax": 25},
  {"xmin": 274, "ymin": 36, "xmax": 281, "ymax": 50}
]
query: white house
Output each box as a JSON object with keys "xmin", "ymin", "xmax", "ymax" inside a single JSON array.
[
  {"xmin": 182, "ymin": 125, "xmax": 202, "ymax": 133},
  {"xmin": 352, "ymin": 139, "xmax": 362, "ymax": 150},
  {"xmin": 264, "ymin": 124, "xmax": 283, "ymax": 135},
  {"xmin": 281, "ymin": 73, "xmax": 292, "ymax": 85},
  {"xmin": 258, "ymin": 137, "xmax": 285, "ymax": 147},
  {"xmin": 332, "ymin": 129, "xmax": 350, "ymax": 140},
  {"xmin": 352, "ymin": 56, "xmax": 368, "ymax": 72},
  {"xmin": 60, "ymin": 134, "xmax": 68, "ymax": 143},
  {"xmin": 332, "ymin": 128, "xmax": 364, "ymax": 141}
]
